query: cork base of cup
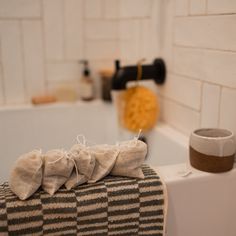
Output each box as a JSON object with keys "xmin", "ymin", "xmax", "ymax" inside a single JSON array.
[{"xmin": 190, "ymin": 147, "xmax": 235, "ymax": 173}]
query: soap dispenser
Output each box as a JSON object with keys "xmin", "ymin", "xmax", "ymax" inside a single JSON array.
[{"xmin": 79, "ymin": 60, "xmax": 94, "ymax": 101}]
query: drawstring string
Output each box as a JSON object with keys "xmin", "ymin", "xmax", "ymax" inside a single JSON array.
[
  {"xmin": 135, "ymin": 129, "xmax": 142, "ymax": 140},
  {"xmin": 134, "ymin": 129, "xmax": 142, "ymax": 145},
  {"xmin": 76, "ymin": 134, "xmax": 86, "ymax": 146},
  {"xmin": 116, "ymin": 129, "xmax": 142, "ymax": 147},
  {"xmin": 48, "ymin": 150, "xmax": 67, "ymax": 164},
  {"xmin": 76, "ymin": 134, "xmax": 96, "ymax": 147},
  {"xmin": 48, "ymin": 150, "xmax": 80, "ymax": 183}
]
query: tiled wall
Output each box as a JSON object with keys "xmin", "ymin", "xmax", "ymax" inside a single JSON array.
[
  {"xmin": 160, "ymin": 0, "xmax": 236, "ymax": 135},
  {"xmin": 1, "ymin": 0, "xmax": 236, "ymax": 137},
  {"xmin": 0, "ymin": 0, "xmax": 160, "ymax": 105}
]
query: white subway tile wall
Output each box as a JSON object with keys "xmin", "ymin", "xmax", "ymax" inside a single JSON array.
[
  {"xmin": 22, "ymin": 20, "xmax": 46, "ymax": 99},
  {"xmin": 46, "ymin": 62, "xmax": 81, "ymax": 82},
  {"xmin": 189, "ymin": 0, "xmax": 206, "ymax": 15},
  {"xmin": 175, "ymin": 0, "xmax": 189, "ymax": 16},
  {"xmin": 0, "ymin": 0, "xmax": 41, "ymax": 18},
  {"xmin": 0, "ymin": 0, "xmax": 159, "ymax": 105},
  {"xmin": 43, "ymin": 0, "xmax": 64, "ymax": 60},
  {"xmin": 162, "ymin": 98, "xmax": 200, "ymax": 135},
  {"xmin": 160, "ymin": 74, "xmax": 202, "ymax": 110},
  {"xmin": 161, "ymin": 0, "xmax": 236, "ymax": 135},
  {"xmin": 0, "ymin": 21, "xmax": 25, "ymax": 104},
  {"xmin": 201, "ymin": 83, "xmax": 220, "ymax": 128},
  {"xmin": 207, "ymin": 0, "xmax": 236, "ymax": 15},
  {"xmin": 220, "ymin": 88, "xmax": 236, "ymax": 133},
  {"xmin": 64, "ymin": 0, "xmax": 84, "ymax": 60},
  {"xmin": 0, "ymin": 0, "xmax": 236, "ymax": 137},
  {"xmin": 0, "ymin": 65, "xmax": 4, "ymax": 104}
]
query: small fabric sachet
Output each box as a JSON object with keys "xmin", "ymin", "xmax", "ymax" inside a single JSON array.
[
  {"xmin": 65, "ymin": 146, "xmax": 96, "ymax": 190},
  {"xmin": 111, "ymin": 139, "xmax": 147, "ymax": 179},
  {"xmin": 42, "ymin": 149, "xmax": 74, "ymax": 195},
  {"xmin": 9, "ymin": 150, "xmax": 43, "ymax": 200},
  {"xmin": 65, "ymin": 172, "xmax": 87, "ymax": 190},
  {"xmin": 88, "ymin": 144, "xmax": 120, "ymax": 183}
]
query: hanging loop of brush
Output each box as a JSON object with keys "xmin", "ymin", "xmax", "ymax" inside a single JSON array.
[{"xmin": 135, "ymin": 58, "xmax": 146, "ymax": 87}]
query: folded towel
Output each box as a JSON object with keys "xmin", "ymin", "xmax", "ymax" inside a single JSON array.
[{"xmin": 1, "ymin": 165, "xmax": 167, "ymax": 236}]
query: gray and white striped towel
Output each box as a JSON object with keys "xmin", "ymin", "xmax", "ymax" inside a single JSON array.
[{"xmin": 0, "ymin": 165, "xmax": 167, "ymax": 236}]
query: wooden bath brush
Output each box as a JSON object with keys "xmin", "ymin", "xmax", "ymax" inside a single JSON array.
[{"xmin": 123, "ymin": 59, "xmax": 160, "ymax": 132}]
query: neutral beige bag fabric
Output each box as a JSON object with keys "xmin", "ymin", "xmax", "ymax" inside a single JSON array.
[
  {"xmin": 9, "ymin": 150, "xmax": 43, "ymax": 200},
  {"xmin": 69, "ymin": 143, "xmax": 85, "ymax": 157},
  {"xmin": 65, "ymin": 148, "xmax": 96, "ymax": 190},
  {"xmin": 111, "ymin": 140, "xmax": 147, "ymax": 179},
  {"xmin": 65, "ymin": 172, "xmax": 87, "ymax": 190},
  {"xmin": 88, "ymin": 145, "xmax": 120, "ymax": 183},
  {"xmin": 42, "ymin": 149, "xmax": 74, "ymax": 195}
]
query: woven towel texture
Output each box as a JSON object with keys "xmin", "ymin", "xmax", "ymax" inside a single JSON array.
[{"xmin": 0, "ymin": 165, "xmax": 165, "ymax": 236}]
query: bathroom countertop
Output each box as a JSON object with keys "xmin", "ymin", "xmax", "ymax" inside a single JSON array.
[{"xmin": 153, "ymin": 162, "xmax": 236, "ymax": 184}]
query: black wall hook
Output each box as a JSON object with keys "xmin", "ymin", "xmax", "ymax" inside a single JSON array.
[{"xmin": 112, "ymin": 58, "xmax": 166, "ymax": 90}]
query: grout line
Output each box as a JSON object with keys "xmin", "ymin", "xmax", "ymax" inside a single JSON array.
[
  {"xmin": 199, "ymin": 81, "xmax": 204, "ymax": 112},
  {"xmin": 101, "ymin": 0, "xmax": 105, "ymax": 19},
  {"xmin": 170, "ymin": 0, "xmax": 175, "ymax": 72},
  {"xmin": 199, "ymin": 81, "xmax": 204, "ymax": 127},
  {"xmin": 39, "ymin": 0, "xmax": 47, "ymax": 94},
  {"xmin": 169, "ymin": 71, "xmax": 203, "ymax": 82},
  {"xmin": 46, "ymin": 59, "xmax": 85, "ymax": 64},
  {"xmin": 217, "ymin": 86, "xmax": 222, "ymax": 127},
  {"xmin": 159, "ymin": 0, "xmax": 165, "ymax": 60},
  {"xmin": 83, "ymin": 38, "xmax": 120, "ymax": 43},
  {"xmin": 0, "ymin": 39, "xmax": 6, "ymax": 105},
  {"xmin": 173, "ymin": 43, "xmax": 236, "ymax": 54},
  {"xmin": 0, "ymin": 17, "xmax": 41, "ymax": 20},
  {"xmin": 161, "ymin": 95, "xmax": 200, "ymax": 113},
  {"xmin": 138, "ymin": 19, "xmax": 142, "ymax": 59},
  {"xmin": 205, "ymin": 0, "xmax": 208, "ymax": 15},
  {"xmin": 85, "ymin": 36, "xmax": 119, "ymax": 41},
  {"xmin": 188, "ymin": 0, "xmax": 191, "ymax": 16},
  {"xmin": 19, "ymin": 20, "xmax": 28, "ymax": 103},
  {"xmin": 161, "ymin": 97, "xmax": 197, "ymax": 135},
  {"xmin": 85, "ymin": 16, "xmax": 150, "ymax": 21},
  {"xmin": 175, "ymin": 12, "xmax": 236, "ymax": 18},
  {"xmin": 40, "ymin": 0, "xmax": 49, "ymax": 93},
  {"xmin": 85, "ymin": 18, "xmax": 120, "ymax": 23},
  {"xmin": 164, "ymin": 122, "xmax": 189, "ymax": 136},
  {"xmin": 82, "ymin": 0, "xmax": 86, "ymax": 60},
  {"xmin": 171, "ymin": 71, "xmax": 236, "ymax": 90},
  {"xmin": 62, "ymin": 0, "xmax": 66, "ymax": 60}
]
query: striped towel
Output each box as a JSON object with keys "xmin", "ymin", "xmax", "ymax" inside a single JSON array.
[{"xmin": 0, "ymin": 165, "xmax": 167, "ymax": 236}]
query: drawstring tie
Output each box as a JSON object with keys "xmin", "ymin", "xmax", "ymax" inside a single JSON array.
[
  {"xmin": 48, "ymin": 150, "xmax": 80, "ymax": 183},
  {"xmin": 116, "ymin": 129, "xmax": 142, "ymax": 147}
]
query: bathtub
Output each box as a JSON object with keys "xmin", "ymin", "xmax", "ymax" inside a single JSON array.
[{"xmin": 0, "ymin": 100, "xmax": 235, "ymax": 236}]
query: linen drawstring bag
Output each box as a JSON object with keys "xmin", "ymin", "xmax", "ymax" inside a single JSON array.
[
  {"xmin": 111, "ymin": 139, "xmax": 147, "ymax": 179},
  {"xmin": 42, "ymin": 149, "xmax": 74, "ymax": 195},
  {"xmin": 69, "ymin": 135, "xmax": 86, "ymax": 157},
  {"xmin": 88, "ymin": 145, "xmax": 120, "ymax": 183},
  {"xmin": 9, "ymin": 150, "xmax": 43, "ymax": 200},
  {"xmin": 65, "ymin": 148, "xmax": 96, "ymax": 190}
]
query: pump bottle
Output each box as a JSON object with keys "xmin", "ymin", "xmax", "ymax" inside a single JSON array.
[{"xmin": 79, "ymin": 60, "xmax": 94, "ymax": 101}]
